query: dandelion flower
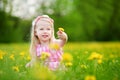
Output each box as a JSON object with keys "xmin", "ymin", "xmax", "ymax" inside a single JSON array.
[
  {"xmin": 0, "ymin": 50, "xmax": 6, "ymax": 60},
  {"xmin": 9, "ymin": 54, "xmax": 15, "ymax": 60},
  {"xmin": 65, "ymin": 62, "xmax": 73, "ymax": 67},
  {"xmin": 12, "ymin": 66, "xmax": 19, "ymax": 72},
  {"xmin": 20, "ymin": 51, "xmax": 25, "ymax": 57},
  {"xmin": 62, "ymin": 53, "xmax": 73, "ymax": 62},
  {"xmin": 26, "ymin": 56, "xmax": 31, "ymax": 61},
  {"xmin": 58, "ymin": 27, "xmax": 64, "ymax": 32},
  {"xmin": 40, "ymin": 52, "xmax": 50, "ymax": 60},
  {"xmin": 0, "ymin": 53, "xmax": 3, "ymax": 60},
  {"xmin": 85, "ymin": 75, "xmax": 96, "ymax": 80},
  {"xmin": 88, "ymin": 52, "xmax": 103, "ymax": 60},
  {"xmin": 98, "ymin": 59, "xmax": 102, "ymax": 64}
]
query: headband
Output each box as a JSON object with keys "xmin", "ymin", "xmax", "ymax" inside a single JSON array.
[{"xmin": 34, "ymin": 15, "xmax": 54, "ymax": 26}]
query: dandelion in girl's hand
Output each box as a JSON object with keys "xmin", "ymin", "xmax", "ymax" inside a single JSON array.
[
  {"xmin": 58, "ymin": 27, "xmax": 64, "ymax": 32},
  {"xmin": 12, "ymin": 66, "xmax": 19, "ymax": 72}
]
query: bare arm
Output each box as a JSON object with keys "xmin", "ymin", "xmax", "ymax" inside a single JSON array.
[{"xmin": 56, "ymin": 30, "xmax": 68, "ymax": 47}]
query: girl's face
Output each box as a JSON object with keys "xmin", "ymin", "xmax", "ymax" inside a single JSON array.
[{"xmin": 35, "ymin": 21, "xmax": 53, "ymax": 42}]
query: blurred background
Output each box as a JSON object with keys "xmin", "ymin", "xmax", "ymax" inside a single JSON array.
[{"xmin": 0, "ymin": 0, "xmax": 120, "ymax": 43}]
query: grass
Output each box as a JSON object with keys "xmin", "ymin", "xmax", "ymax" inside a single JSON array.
[{"xmin": 0, "ymin": 42, "xmax": 120, "ymax": 80}]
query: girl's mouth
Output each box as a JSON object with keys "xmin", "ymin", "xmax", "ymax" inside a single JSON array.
[{"xmin": 42, "ymin": 35, "xmax": 48, "ymax": 38}]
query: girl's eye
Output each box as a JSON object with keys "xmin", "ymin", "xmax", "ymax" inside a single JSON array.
[
  {"xmin": 47, "ymin": 28, "xmax": 51, "ymax": 30},
  {"xmin": 40, "ymin": 28, "xmax": 43, "ymax": 30}
]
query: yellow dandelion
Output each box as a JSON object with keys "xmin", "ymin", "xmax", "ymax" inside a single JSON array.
[
  {"xmin": 0, "ymin": 50, "xmax": 6, "ymax": 55},
  {"xmin": 65, "ymin": 62, "xmax": 73, "ymax": 67},
  {"xmin": 88, "ymin": 52, "xmax": 103, "ymax": 60},
  {"xmin": 20, "ymin": 51, "xmax": 25, "ymax": 57},
  {"xmin": 40, "ymin": 52, "xmax": 50, "ymax": 60},
  {"xmin": 97, "ymin": 54, "xmax": 103, "ymax": 59},
  {"xmin": 58, "ymin": 27, "xmax": 64, "ymax": 32},
  {"xmin": 49, "ymin": 43, "xmax": 60, "ymax": 50},
  {"xmin": 0, "ymin": 50, "xmax": 6, "ymax": 60},
  {"xmin": 0, "ymin": 53, "xmax": 3, "ymax": 60},
  {"xmin": 98, "ymin": 59, "xmax": 102, "ymax": 64},
  {"xmin": 85, "ymin": 75, "xmax": 96, "ymax": 80},
  {"xmin": 26, "ymin": 56, "xmax": 31, "ymax": 61},
  {"xmin": 12, "ymin": 66, "xmax": 19, "ymax": 72},
  {"xmin": 62, "ymin": 53, "xmax": 73, "ymax": 62},
  {"xmin": 9, "ymin": 54, "xmax": 15, "ymax": 60}
]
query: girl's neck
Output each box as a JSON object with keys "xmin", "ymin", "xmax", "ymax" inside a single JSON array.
[{"xmin": 40, "ymin": 40, "xmax": 50, "ymax": 47}]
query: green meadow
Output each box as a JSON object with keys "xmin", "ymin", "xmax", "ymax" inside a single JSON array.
[{"xmin": 0, "ymin": 42, "xmax": 120, "ymax": 80}]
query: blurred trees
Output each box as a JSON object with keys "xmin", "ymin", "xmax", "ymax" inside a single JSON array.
[
  {"xmin": 73, "ymin": 0, "xmax": 120, "ymax": 41},
  {"xmin": 0, "ymin": 0, "xmax": 120, "ymax": 43},
  {"xmin": 0, "ymin": 0, "xmax": 31, "ymax": 43},
  {"xmin": 0, "ymin": 11, "xmax": 21, "ymax": 42},
  {"xmin": 51, "ymin": 0, "xmax": 120, "ymax": 41}
]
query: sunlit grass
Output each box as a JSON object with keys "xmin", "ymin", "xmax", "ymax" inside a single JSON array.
[{"xmin": 0, "ymin": 42, "xmax": 120, "ymax": 80}]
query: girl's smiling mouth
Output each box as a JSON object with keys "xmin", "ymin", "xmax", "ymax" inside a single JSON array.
[{"xmin": 42, "ymin": 35, "xmax": 48, "ymax": 38}]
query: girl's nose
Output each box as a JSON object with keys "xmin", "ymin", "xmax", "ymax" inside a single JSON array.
[{"xmin": 43, "ymin": 30, "xmax": 47, "ymax": 33}]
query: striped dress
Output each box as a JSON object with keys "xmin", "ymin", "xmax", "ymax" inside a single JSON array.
[{"xmin": 36, "ymin": 44, "xmax": 63, "ymax": 70}]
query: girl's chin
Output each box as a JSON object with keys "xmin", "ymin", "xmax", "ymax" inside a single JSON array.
[{"xmin": 41, "ymin": 39, "xmax": 50, "ymax": 42}]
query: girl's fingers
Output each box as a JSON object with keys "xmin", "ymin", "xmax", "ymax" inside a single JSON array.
[{"xmin": 57, "ymin": 31, "xmax": 63, "ymax": 35}]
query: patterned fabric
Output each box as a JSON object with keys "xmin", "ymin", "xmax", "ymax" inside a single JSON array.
[{"xmin": 36, "ymin": 44, "xmax": 63, "ymax": 70}]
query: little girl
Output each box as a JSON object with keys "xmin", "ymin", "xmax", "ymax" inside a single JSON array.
[{"xmin": 25, "ymin": 15, "xmax": 68, "ymax": 70}]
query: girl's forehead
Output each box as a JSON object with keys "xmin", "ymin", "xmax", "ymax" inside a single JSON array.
[{"xmin": 36, "ymin": 20, "xmax": 52, "ymax": 27}]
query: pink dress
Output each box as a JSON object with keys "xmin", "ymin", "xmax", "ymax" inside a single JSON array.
[{"xmin": 36, "ymin": 44, "xmax": 63, "ymax": 70}]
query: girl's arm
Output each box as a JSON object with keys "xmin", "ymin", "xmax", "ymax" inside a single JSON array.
[{"xmin": 56, "ymin": 30, "xmax": 68, "ymax": 47}]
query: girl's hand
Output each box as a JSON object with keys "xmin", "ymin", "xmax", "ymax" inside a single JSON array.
[
  {"xmin": 56, "ymin": 27, "xmax": 68, "ymax": 47},
  {"xmin": 57, "ymin": 28, "xmax": 67, "ymax": 40},
  {"xmin": 57, "ymin": 30, "xmax": 66, "ymax": 40},
  {"xmin": 25, "ymin": 62, "xmax": 32, "ymax": 68}
]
